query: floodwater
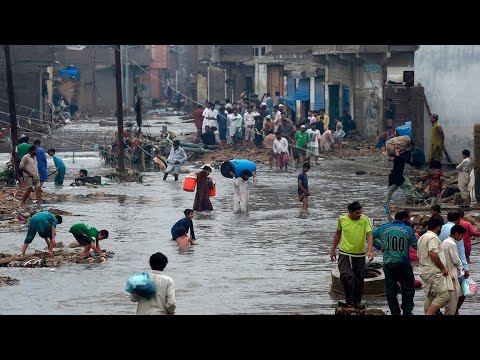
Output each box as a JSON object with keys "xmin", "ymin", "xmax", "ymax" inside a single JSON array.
[{"xmin": 1, "ymin": 118, "xmax": 479, "ymax": 315}]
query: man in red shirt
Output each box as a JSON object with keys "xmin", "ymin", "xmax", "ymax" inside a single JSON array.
[
  {"xmin": 458, "ymin": 209, "xmax": 480, "ymax": 262},
  {"xmin": 194, "ymin": 104, "xmax": 204, "ymax": 143}
]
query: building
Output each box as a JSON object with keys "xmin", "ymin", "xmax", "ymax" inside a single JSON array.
[
  {"xmin": 0, "ymin": 45, "xmax": 56, "ymax": 133},
  {"xmin": 54, "ymin": 45, "xmax": 152, "ymax": 115},
  {"xmin": 196, "ymin": 45, "xmax": 420, "ymax": 140}
]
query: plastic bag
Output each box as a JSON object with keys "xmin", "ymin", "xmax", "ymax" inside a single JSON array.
[
  {"xmin": 125, "ymin": 272, "xmax": 157, "ymax": 299},
  {"xmin": 461, "ymin": 278, "xmax": 478, "ymax": 297},
  {"xmin": 395, "ymin": 121, "xmax": 412, "ymax": 138}
]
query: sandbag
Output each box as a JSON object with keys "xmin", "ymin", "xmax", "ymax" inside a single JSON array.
[{"xmin": 385, "ymin": 136, "xmax": 411, "ymax": 157}]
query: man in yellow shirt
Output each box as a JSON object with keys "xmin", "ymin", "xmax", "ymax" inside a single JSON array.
[
  {"xmin": 319, "ymin": 109, "xmax": 330, "ymax": 133},
  {"xmin": 429, "ymin": 114, "xmax": 444, "ymax": 162},
  {"xmin": 330, "ymin": 201, "xmax": 374, "ymax": 310}
]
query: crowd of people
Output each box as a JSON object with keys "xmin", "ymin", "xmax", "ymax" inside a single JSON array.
[
  {"xmin": 331, "ymin": 200, "xmax": 478, "ymax": 315},
  {"xmin": 384, "ymin": 113, "xmax": 473, "ymax": 215},
  {"xmin": 192, "ymin": 95, "xmax": 355, "ymax": 171},
  {"xmin": 10, "ymin": 97, "xmax": 479, "ymax": 316},
  {"xmin": 13, "ymin": 135, "xmax": 66, "ymax": 208}
]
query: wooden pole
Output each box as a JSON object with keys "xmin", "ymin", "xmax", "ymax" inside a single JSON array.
[
  {"xmin": 114, "ymin": 45, "xmax": 125, "ymax": 173},
  {"xmin": 474, "ymin": 124, "xmax": 480, "ymax": 203},
  {"xmin": 3, "ymin": 45, "xmax": 19, "ymax": 179}
]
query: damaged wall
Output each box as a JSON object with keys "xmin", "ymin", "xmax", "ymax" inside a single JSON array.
[
  {"xmin": 196, "ymin": 74, "xmax": 207, "ymax": 105},
  {"xmin": 353, "ymin": 62, "xmax": 383, "ymax": 139},
  {"xmin": 415, "ymin": 45, "xmax": 479, "ymax": 163},
  {"xmin": 208, "ymin": 66, "xmax": 225, "ymax": 103}
]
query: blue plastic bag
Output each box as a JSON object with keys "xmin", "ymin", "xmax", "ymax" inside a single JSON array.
[
  {"xmin": 125, "ymin": 272, "xmax": 157, "ymax": 299},
  {"xmin": 395, "ymin": 121, "xmax": 411, "ymax": 138},
  {"xmin": 411, "ymin": 146, "xmax": 425, "ymax": 168},
  {"xmin": 461, "ymin": 277, "xmax": 470, "ymax": 296}
]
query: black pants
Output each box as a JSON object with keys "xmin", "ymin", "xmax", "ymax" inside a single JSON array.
[
  {"xmin": 338, "ymin": 254, "xmax": 365, "ymax": 306},
  {"xmin": 72, "ymin": 233, "xmax": 90, "ymax": 246},
  {"xmin": 383, "ymin": 262, "xmax": 415, "ymax": 315}
]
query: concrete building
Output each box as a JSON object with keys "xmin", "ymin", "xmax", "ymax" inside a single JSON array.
[
  {"xmin": 187, "ymin": 45, "xmax": 253, "ymax": 106},
  {"xmin": 210, "ymin": 45, "xmax": 253, "ymax": 103},
  {"xmin": 54, "ymin": 45, "xmax": 152, "ymax": 115},
  {"xmin": 249, "ymin": 45, "xmax": 320, "ymax": 122},
  {"xmin": 0, "ymin": 45, "xmax": 56, "ymax": 132}
]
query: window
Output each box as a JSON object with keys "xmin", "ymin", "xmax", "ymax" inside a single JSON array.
[
  {"xmin": 254, "ymin": 48, "xmax": 259, "ymax": 56},
  {"xmin": 261, "ymin": 47, "xmax": 266, "ymax": 55}
]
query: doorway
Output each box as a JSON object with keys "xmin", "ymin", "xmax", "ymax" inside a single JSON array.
[{"xmin": 328, "ymin": 84, "xmax": 339, "ymax": 130}]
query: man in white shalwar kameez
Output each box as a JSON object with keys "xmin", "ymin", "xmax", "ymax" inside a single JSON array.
[
  {"xmin": 231, "ymin": 169, "xmax": 257, "ymax": 213},
  {"xmin": 456, "ymin": 149, "xmax": 472, "ymax": 207},
  {"xmin": 163, "ymin": 140, "xmax": 188, "ymax": 181}
]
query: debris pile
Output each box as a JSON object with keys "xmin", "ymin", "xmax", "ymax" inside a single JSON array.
[
  {"xmin": 0, "ymin": 276, "xmax": 19, "ymax": 287},
  {"xmin": 0, "ymin": 188, "xmax": 119, "ymax": 230},
  {"xmin": 105, "ymin": 169, "xmax": 143, "ymax": 183},
  {"xmin": 0, "ymin": 248, "xmax": 114, "ymax": 268},
  {"xmin": 335, "ymin": 307, "xmax": 386, "ymax": 315}
]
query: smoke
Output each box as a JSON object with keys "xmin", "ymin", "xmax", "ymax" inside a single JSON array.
[{"xmin": 415, "ymin": 45, "xmax": 480, "ymax": 163}]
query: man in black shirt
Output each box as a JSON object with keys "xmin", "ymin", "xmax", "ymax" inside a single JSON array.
[
  {"xmin": 385, "ymin": 98, "xmax": 395, "ymax": 129},
  {"xmin": 385, "ymin": 144, "xmax": 418, "ymax": 214},
  {"xmin": 201, "ymin": 126, "xmax": 217, "ymax": 146}
]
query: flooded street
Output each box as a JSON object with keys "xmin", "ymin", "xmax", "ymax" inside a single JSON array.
[{"xmin": 1, "ymin": 118, "xmax": 479, "ymax": 315}]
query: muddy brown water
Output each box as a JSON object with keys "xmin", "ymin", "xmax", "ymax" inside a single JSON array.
[{"xmin": 0, "ymin": 118, "xmax": 479, "ymax": 314}]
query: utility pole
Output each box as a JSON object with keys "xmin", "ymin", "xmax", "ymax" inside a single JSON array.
[
  {"xmin": 114, "ymin": 44, "xmax": 125, "ymax": 172},
  {"xmin": 124, "ymin": 46, "xmax": 129, "ymax": 110},
  {"xmin": 3, "ymin": 45, "xmax": 19, "ymax": 177}
]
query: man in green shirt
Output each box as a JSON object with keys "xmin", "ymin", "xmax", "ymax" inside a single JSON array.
[
  {"xmin": 294, "ymin": 125, "xmax": 309, "ymax": 164},
  {"xmin": 372, "ymin": 210, "xmax": 417, "ymax": 315},
  {"xmin": 330, "ymin": 202, "xmax": 374, "ymax": 310},
  {"xmin": 21, "ymin": 212, "xmax": 63, "ymax": 257},
  {"xmin": 69, "ymin": 223, "xmax": 109, "ymax": 259}
]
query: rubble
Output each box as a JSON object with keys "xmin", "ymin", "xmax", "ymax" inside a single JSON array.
[
  {"xmin": 335, "ymin": 307, "xmax": 386, "ymax": 315},
  {"xmin": 105, "ymin": 169, "xmax": 143, "ymax": 183},
  {"xmin": 0, "ymin": 249, "xmax": 114, "ymax": 268},
  {"xmin": 185, "ymin": 132, "xmax": 386, "ymax": 167},
  {"xmin": 0, "ymin": 188, "xmax": 122, "ymax": 231},
  {"xmin": 0, "ymin": 276, "xmax": 19, "ymax": 286}
]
